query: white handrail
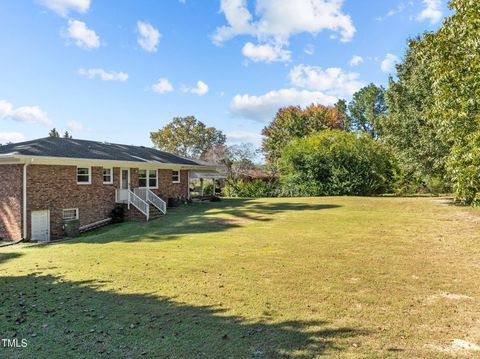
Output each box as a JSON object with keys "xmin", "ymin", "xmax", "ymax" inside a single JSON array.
[
  {"xmin": 128, "ymin": 190, "xmax": 149, "ymax": 220},
  {"xmin": 134, "ymin": 188, "xmax": 167, "ymax": 215},
  {"xmin": 147, "ymin": 189, "xmax": 167, "ymax": 214},
  {"xmin": 134, "ymin": 188, "xmax": 147, "ymax": 200}
]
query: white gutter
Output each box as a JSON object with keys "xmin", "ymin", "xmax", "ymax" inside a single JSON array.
[{"xmin": 3, "ymin": 154, "xmax": 218, "ymax": 171}]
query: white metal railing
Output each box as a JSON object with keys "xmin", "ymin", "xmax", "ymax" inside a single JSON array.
[
  {"xmin": 147, "ymin": 189, "xmax": 167, "ymax": 214},
  {"xmin": 128, "ymin": 190, "xmax": 149, "ymax": 220},
  {"xmin": 134, "ymin": 188, "xmax": 167, "ymax": 215},
  {"xmin": 134, "ymin": 188, "xmax": 147, "ymax": 201},
  {"xmin": 116, "ymin": 189, "xmax": 150, "ymax": 220}
]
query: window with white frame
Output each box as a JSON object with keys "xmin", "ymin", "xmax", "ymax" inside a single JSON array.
[
  {"xmin": 148, "ymin": 170, "xmax": 157, "ymax": 188},
  {"xmin": 63, "ymin": 208, "xmax": 79, "ymax": 221},
  {"xmin": 139, "ymin": 169, "xmax": 158, "ymax": 188},
  {"xmin": 172, "ymin": 170, "xmax": 180, "ymax": 183},
  {"xmin": 77, "ymin": 167, "xmax": 91, "ymax": 184},
  {"xmin": 103, "ymin": 168, "xmax": 113, "ymax": 184}
]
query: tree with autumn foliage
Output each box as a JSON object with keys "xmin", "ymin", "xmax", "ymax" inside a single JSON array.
[{"xmin": 261, "ymin": 104, "xmax": 346, "ymax": 172}]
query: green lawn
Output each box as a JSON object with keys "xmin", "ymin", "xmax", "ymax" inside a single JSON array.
[{"xmin": 1, "ymin": 197, "xmax": 480, "ymax": 358}]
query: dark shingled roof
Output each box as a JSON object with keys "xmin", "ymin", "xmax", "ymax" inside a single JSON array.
[{"xmin": 0, "ymin": 137, "xmax": 207, "ymax": 166}]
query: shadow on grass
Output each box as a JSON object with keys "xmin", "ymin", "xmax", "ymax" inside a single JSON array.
[
  {"xmin": 0, "ymin": 272, "xmax": 365, "ymax": 358},
  {"xmin": 56, "ymin": 198, "xmax": 342, "ymax": 245},
  {"xmin": 0, "ymin": 252, "xmax": 23, "ymax": 265}
]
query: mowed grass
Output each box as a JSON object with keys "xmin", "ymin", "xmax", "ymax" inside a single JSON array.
[{"xmin": 1, "ymin": 197, "xmax": 480, "ymax": 358}]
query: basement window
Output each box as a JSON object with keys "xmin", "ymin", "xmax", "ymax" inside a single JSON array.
[
  {"xmin": 63, "ymin": 208, "xmax": 79, "ymax": 221},
  {"xmin": 172, "ymin": 170, "xmax": 180, "ymax": 183},
  {"xmin": 77, "ymin": 167, "xmax": 91, "ymax": 184}
]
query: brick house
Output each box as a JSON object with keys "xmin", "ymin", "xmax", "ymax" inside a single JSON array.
[{"xmin": 0, "ymin": 137, "xmax": 222, "ymax": 242}]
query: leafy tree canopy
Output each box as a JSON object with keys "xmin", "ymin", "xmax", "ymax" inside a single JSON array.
[
  {"xmin": 49, "ymin": 128, "xmax": 60, "ymax": 137},
  {"xmin": 150, "ymin": 116, "xmax": 226, "ymax": 160},
  {"xmin": 415, "ymin": 0, "xmax": 480, "ymax": 203},
  {"xmin": 48, "ymin": 128, "xmax": 73, "ymax": 139},
  {"xmin": 279, "ymin": 130, "xmax": 394, "ymax": 196},
  {"xmin": 261, "ymin": 104, "xmax": 345, "ymax": 171},
  {"xmin": 382, "ymin": 36, "xmax": 450, "ymax": 192},
  {"xmin": 347, "ymin": 83, "xmax": 387, "ymax": 139}
]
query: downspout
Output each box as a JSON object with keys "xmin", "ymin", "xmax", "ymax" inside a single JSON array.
[
  {"xmin": 23, "ymin": 159, "xmax": 31, "ymax": 240},
  {"xmin": 187, "ymin": 170, "xmax": 191, "ymax": 201}
]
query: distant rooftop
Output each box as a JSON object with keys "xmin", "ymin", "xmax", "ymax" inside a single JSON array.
[{"xmin": 0, "ymin": 137, "xmax": 208, "ymax": 166}]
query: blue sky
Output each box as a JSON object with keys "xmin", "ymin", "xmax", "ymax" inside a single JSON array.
[{"xmin": 0, "ymin": 0, "xmax": 447, "ymax": 147}]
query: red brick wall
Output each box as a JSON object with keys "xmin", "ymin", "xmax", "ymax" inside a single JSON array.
[
  {"xmin": 0, "ymin": 164, "xmax": 23, "ymax": 241},
  {"xmin": 27, "ymin": 165, "xmax": 119, "ymax": 239},
  {"xmin": 150, "ymin": 169, "xmax": 189, "ymax": 201},
  {"xmin": 25, "ymin": 165, "xmax": 189, "ymax": 238}
]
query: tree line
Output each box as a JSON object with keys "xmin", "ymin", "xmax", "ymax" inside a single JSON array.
[{"xmin": 147, "ymin": 0, "xmax": 478, "ymax": 203}]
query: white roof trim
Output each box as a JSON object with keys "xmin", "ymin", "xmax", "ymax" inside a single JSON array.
[
  {"xmin": 0, "ymin": 154, "xmax": 217, "ymax": 171},
  {"xmin": 189, "ymin": 170, "xmax": 227, "ymax": 179}
]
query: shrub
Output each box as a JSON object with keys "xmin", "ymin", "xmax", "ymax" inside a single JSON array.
[
  {"xmin": 110, "ymin": 206, "xmax": 125, "ymax": 224},
  {"xmin": 279, "ymin": 130, "xmax": 395, "ymax": 196},
  {"xmin": 223, "ymin": 179, "xmax": 279, "ymax": 198}
]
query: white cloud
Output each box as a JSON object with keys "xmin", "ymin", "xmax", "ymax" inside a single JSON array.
[
  {"xmin": 66, "ymin": 120, "xmax": 86, "ymax": 132},
  {"xmin": 137, "ymin": 21, "xmax": 161, "ymax": 52},
  {"xmin": 38, "ymin": 0, "xmax": 90, "ymax": 17},
  {"xmin": 416, "ymin": 0, "xmax": 443, "ymax": 24},
  {"xmin": 226, "ymin": 130, "xmax": 263, "ymax": 145},
  {"xmin": 304, "ymin": 44, "xmax": 315, "ymax": 55},
  {"xmin": 151, "ymin": 78, "xmax": 174, "ymax": 94},
  {"xmin": 78, "ymin": 68, "xmax": 128, "ymax": 81},
  {"xmin": 64, "ymin": 19, "xmax": 100, "ymax": 49},
  {"xmin": 213, "ymin": 0, "xmax": 355, "ymax": 64},
  {"xmin": 0, "ymin": 100, "xmax": 53, "ymax": 126},
  {"xmin": 213, "ymin": 0, "xmax": 356, "ymax": 44},
  {"xmin": 230, "ymin": 88, "xmax": 337, "ymax": 122},
  {"xmin": 376, "ymin": 2, "xmax": 406, "ymax": 21},
  {"xmin": 289, "ymin": 64, "xmax": 363, "ymax": 98},
  {"xmin": 380, "ymin": 53, "xmax": 400, "ymax": 73},
  {"xmin": 183, "ymin": 81, "xmax": 209, "ymax": 96},
  {"xmin": 0, "ymin": 132, "xmax": 26, "ymax": 144},
  {"xmin": 242, "ymin": 42, "xmax": 291, "ymax": 63},
  {"xmin": 350, "ymin": 55, "xmax": 363, "ymax": 66}
]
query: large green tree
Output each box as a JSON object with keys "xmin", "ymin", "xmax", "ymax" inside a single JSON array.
[
  {"xmin": 348, "ymin": 83, "xmax": 387, "ymax": 138},
  {"xmin": 415, "ymin": 0, "xmax": 480, "ymax": 203},
  {"xmin": 261, "ymin": 104, "xmax": 345, "ymax": 172},
  {"xmin": 279, "ymin": 130, "xmax": 394, "ymax": 196},
  {"xmin": 382, "ymin": 37, "xmax": 450, "ymax": 192},
  {"xmin": 150, "ymin": 116, "xmax": 226, "ymax": 159}
]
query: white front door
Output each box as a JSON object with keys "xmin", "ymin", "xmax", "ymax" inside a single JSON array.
[
  {"xmin": 31, "ymin": 210, "xmax": 50, "ymax": 241},
  {"xmin": 120, "ymin": 169, "xmax": 130, "ymax": 189},
  {"xmin": 118, "ymin": 168, "xmax": 130, "ymax": 202}
]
